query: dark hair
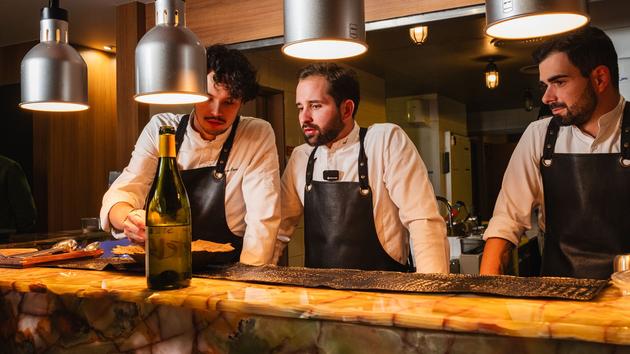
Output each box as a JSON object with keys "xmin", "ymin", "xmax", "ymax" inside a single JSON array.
[
  {"xmin": 532, "ymin": 26, "xmax": 619, "ymax": 90},
  {"xmin": 297, "ymin": 63, "xmax": 360, "ymax": 117},
  {"xmin": 207, "ymin": 44, "xmax": 259, "ymax": 102}
]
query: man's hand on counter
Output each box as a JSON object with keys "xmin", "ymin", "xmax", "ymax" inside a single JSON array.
[
  {"xmin": 123, "ymin": 209, "xmax": 146, "ymax": 243},
  {"xmin": 109, "ymin": 202, "xmax": 146, "ymax": 244}
]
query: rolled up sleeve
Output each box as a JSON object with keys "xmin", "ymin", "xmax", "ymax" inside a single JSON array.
[{"xmin": 239, "ymin": 123, "xmax": 281, "ymax": 265}]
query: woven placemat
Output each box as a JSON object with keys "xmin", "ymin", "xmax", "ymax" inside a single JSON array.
[{"xmin": 194, "ymin": 264, "xmax": 609, "ymax": 301}]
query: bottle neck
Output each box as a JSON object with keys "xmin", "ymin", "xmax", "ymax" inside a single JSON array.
[{"xmin": 159, "ymin": 133, "xmax": 176, "ymax": 158}]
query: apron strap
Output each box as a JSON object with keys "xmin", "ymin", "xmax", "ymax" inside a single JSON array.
[
  {"xmin": 175, "ymin": 114, "xmax": 190, "ymax": 155},
  {"xmin": 305, "ymin": 145, "xmax": 318, "ymax": 190},
  {"xmin": 621, "ymin": 103, "xmax": 630, "ymax": 163},
  {"xmin": 541, "ymin": 116, "xmax": 562, "ymax": 166},
  {"xmin": 358, "ymin": 127, "xmax": 370, "ymax": 194},
  {"xmin": 214, "ymin": 116, "xmax": 241, "ymax": 179}
]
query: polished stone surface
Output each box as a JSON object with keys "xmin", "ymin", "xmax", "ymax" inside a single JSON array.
[{"xmin": 0, "ymin": 267, "xmax": 629, "ymax": 347}]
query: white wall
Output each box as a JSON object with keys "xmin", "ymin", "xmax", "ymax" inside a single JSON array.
[{"xmin": 607, "ymin": 27, "xmax": 630, "ymax": 99}]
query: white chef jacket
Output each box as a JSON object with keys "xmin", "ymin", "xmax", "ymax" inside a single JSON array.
[
  {"xmin": 100, "ymin": 113, "xmax": 281, "ymax": 265},
  {"xmin": 280, "ymin": 122, "xmax": 449, "ymax": 273},
  {"xmin": 484, "ymin": 97, "xmax": 626, "ymax": 246}
]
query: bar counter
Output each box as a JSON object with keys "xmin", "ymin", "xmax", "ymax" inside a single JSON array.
[{"xmin": 1, "ymin": 267, "xmax": 630, "ymax": 353}]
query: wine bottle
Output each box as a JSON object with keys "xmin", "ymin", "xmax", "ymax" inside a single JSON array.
[{"xmin": 146, "ymin": 125, "xmax": 192, "ymax": 290}]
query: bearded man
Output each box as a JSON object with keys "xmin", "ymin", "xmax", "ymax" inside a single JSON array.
[
  {"xmin": 480, "ymin": 26, "xmax": 629, "ymax": 279},
  {"xmin": 273, "ymin": 63, "xmax": 449, "ymax": 273}
]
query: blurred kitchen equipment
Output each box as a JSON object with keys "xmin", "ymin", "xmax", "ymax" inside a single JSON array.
[
  {"xmin": 612, "ymin": 270, "xmax": 630, "ymax": 295},
  {"xmin": 436, "ymin": 196, "xmax": 454, "ymax": 235},
  {"xmin": 615, "ymin": 254, "xmax": 630, "ymax": 273},
  {"xmin": 81, "ymin": 217, "xmax": 101, "ymax": 234}
]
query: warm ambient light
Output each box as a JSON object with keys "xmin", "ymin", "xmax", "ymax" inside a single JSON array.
[
  {"xmin": 282, "ymin": 0, "xmax": 368, "ymax": 60},
  {"xmin": 485, "ymin": 62, "xmax": 499, "ymax": 89},
  {"xmin": 409, "ymin": 26, "xmax": 428, "ymax": 45},
  {"xmin": 486, "ymin": 13, "xmax": 589, "ymax": 39},
  {"xmin": 20, "ymin": 102, "xmax": 89, "ymax": 112},
  {"xmin": 134, "ymin": 92, "xmax": 208, "ymax": 105},
  {"xmin": 103, "ymin": 45, "xmax": 115, "ymax": 51},
  {"xmin": 282, "ymin": 40, "xmax": 367, "ymax": 60},
  {"xmin": 485, "ymin": 0, "xmax": 589, "ymax": 39}
]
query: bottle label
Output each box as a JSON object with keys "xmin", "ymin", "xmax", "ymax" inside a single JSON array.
[
  {"xmin": 146, "ymin": 225, "xmax": 192, "ymax": 287},
  {"xmin": 147, "ymin": 225, "xmax": 191, "ymax": 260}
]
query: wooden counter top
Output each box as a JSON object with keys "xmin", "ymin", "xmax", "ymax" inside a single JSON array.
[{"xmin": 1, "ymin": 267, "xmax": 629, "ymax": 345}]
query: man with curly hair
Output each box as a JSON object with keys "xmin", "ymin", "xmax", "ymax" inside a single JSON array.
[{"xmin": 101, "ymin": 45, "xmax": 280, "ymax": 265}]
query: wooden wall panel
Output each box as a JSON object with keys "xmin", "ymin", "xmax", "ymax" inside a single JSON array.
[
  {"xmin": 145, "ymin": 0, "xmax": 484, "ymax": 46},
  {"xmin": 116, "ymin": 2, "xmax": 149, "ymax": 170},
  {"xmin": 32, "ymin": 49, "xmax": 117, "ymax": 232}
]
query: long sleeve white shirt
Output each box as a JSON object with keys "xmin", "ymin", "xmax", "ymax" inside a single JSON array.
[
  {"xmin": 100, "ymin": 113, "xmax": 281, "ymax": 265},
  {"xmin": 484, "ymin": 97, "xmax": 626, "ymax": 246},
  {"xmin": 280, "ymin": 122, "xmax": 449, "ymax": 273}
]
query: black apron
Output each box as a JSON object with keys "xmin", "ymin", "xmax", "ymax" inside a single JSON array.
[
  {"xmin": 540, "ymin": 104, "xmax": 630, "ymax": 279},
  {"xmin": 161, "ymin": 114, "xmax": 243, "ymax": 263},
  {"xmin": 303, "ymin": 127, "xmax": 411, "ymax": 272}
]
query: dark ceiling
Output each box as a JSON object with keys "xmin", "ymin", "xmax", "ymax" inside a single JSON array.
[{"xmin": 244, "ymin": 0, "xmax": 630, "ymax": 113}]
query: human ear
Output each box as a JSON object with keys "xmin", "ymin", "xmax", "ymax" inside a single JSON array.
[
  {"xmin": 590, "ymin": 65, "xmax": 611, "ymax": 93},
  {"xmin": 340, "ymin": 99, "xmax": 355, "ymax": 121}
]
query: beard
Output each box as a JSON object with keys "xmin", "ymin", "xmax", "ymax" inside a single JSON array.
[
  {"xmin": 550, "ymin": 83, "xmax": 597, "ymax": 127},
  {"xmin": 302, "ymin": 111, "xmax": 345, "ymax": 146}
]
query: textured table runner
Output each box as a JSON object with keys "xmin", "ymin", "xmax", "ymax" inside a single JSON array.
[{"xmin": 195, "ymin": 264, "xmax": 609, "ymax": 301}]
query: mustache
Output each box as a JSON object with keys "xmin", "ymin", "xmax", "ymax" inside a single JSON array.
[
  {"xmin": 549, "ymin": 102, "xmax": 567, "ymax": 110},
  {"xmin": 302, "ymin": 123, "xmax": 320, "ymax": 130},
  {"xmin": 202, "ymin": 116, "xmax": 225, "ymax": 122}
]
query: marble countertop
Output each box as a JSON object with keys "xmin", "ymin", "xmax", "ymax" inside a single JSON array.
[{"xmin": 1, "ymin": 267, "xmax": 629, "ymax": 345}]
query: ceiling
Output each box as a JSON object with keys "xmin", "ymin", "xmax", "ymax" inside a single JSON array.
[
  {"xmin": 3, "ymin": 0, "xmax": 630, "ymax": 112},
  {"xmin": 244, "ymin": 0, "xmax": 630, "ymax": 112},
  {"xmin": 0, "ymin": 0, "xmax": 151, "ymax": 51}
]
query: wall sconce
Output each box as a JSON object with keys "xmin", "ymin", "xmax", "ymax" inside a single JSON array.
[
  {"xmin": 282, "ymin": 0, "xmax": 368, "ymax": 60},
  {"xmin": 20, "ymin": 0, "xmax": 88, "ymax": 112},
  {"xmin": 485, "ymin": 0, "xmax": 589, "ymax": 39},
  {"xmin": 135, "ymin": 0, "xmax": 208, "ymax": 105},
  {"xmin": 409, "ymin": 26, "xmax": 428, "ymax": 45},
  {"xmin": 485, "ymin": 61, "xmax": 499, "ymax": 89}
]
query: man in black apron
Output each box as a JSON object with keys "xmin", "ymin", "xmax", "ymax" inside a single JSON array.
[
  {"xmin": 275, "ymin": 63, "xmax": 448, "ymax": 273},
  {"xmin": 101, "ymin": 45, "xmax": 280, "ymax": 265},
  {"xmin": 480, "ymin": 27, "xmax": 629, "ymax": 279}
]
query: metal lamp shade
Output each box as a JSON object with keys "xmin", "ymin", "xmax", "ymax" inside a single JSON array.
[
  {"xmin": 282, "ymin": 0, "xmax": 367, "ymax": 60},
  {"xmin": 485, "ymin": 0, "xmax": 589, "ymax": 39},
  {"xmin": 135, "ymin": 0, "xmax": 207, "ymax": 105},
  {"xmin": 20, "ymin": 18, "xmax": 88, "ymax": 112}
]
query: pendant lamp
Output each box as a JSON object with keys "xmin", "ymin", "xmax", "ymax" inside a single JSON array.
[
  {"xmin": 485, "ymin": 0, "xmax": 589, "ymax": 39},
  {"xmin": 282, "ymin": 0, "xmax": 368, "ymax": 60},
  {"xmin": 485, "ymin": 61, "xmax": 500, "ymax": 90},
  {"xmin": 135, "ymin": 0, "xmax": 207, "ymax": 105},
  {"xmin": 409, "ymin": 26, "xmax": 429, "ymax": 45},
  {"xmin": 20, "ymin": 0, "xmax": 88, "ymax": 112}
]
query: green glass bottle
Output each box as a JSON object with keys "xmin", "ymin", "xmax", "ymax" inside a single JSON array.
[{"xmin": 146, "ymin": 125, "xmax": 192, "ymax": 290}]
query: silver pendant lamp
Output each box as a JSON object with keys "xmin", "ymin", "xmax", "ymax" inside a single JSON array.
[
  {"xmin": 135, "ymin": 0, "xmax": 208, "ymax": 105},
  {"xmin": 20, "ymin": 0, "xmax": 88, "ymax": 112},
  {"xmin": 282, "ymin": 0, "xmax": 368, "ymax": 60},
  {"xmin": 485, "ymin": 0, "xmax": 589, "ymax": 39}
]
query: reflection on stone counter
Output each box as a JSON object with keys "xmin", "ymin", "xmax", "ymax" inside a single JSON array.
[{"xmin": 1, "ymin": 268, "xmax": 630, "ymax": 353}]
